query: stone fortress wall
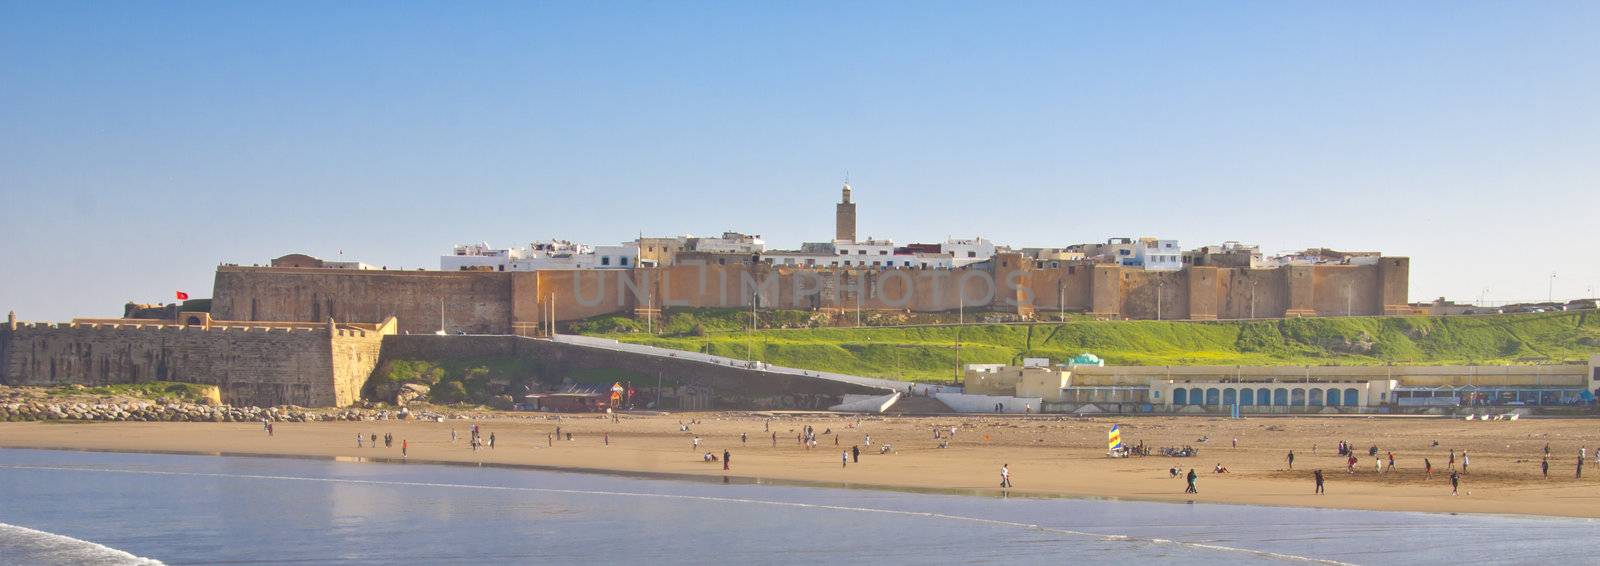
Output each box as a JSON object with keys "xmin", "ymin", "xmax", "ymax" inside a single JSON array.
[
  {"xmin": 212, "ymin": 255, "xmax": 1412, "ymax": 334},
  {"xmin": 0, "ymin": 312, "xmax": 394, "ymax": 407}
]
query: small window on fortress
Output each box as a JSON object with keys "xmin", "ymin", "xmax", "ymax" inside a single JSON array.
[
  {"xmin": 601, "ymin": 257, "xmax": 611, "ymax": 266},
  {"xmin": 621, "ymin": 257, "xmax": 629, "ymax": 266},
  {"xmin": 844, "ymin": 260, "xmax": 852, "ymax": 266},
  {"xmin": 967, "ymin": 251, "xmax": 976, "ymax": 258}
]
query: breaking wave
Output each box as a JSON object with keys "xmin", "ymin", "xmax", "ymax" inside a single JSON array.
[{"xmin": 0, "ymin": 522, "xmax": 163, "ymax": 566}]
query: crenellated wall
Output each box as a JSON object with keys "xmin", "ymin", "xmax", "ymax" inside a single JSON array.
[
  {"xmin": 212, "ymin": 266, "xmax": 511, "ymax": 335},
  {"xmin": 0, "ymin": 316, "xmax": 394, "ymax": 407},
  {"xmin": 210, "ymin": 257, "xmax": 1410, "ymax": 327}
]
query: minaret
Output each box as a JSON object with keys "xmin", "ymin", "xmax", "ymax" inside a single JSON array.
[
  {"xmin": 6, "ymin": 310, "xmax": 15, "ymax": 331},
  {"xmin": 835, "ymin": 182, "xmax": 856, "ymax": 242}
]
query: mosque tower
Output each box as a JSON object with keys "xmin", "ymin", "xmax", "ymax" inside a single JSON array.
[{"xmin": 834, "ymin": 181, "xmax": 856, "ymax": 242}]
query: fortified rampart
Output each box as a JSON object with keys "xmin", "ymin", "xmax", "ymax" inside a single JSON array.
[
  {"xmin": 0, "ymin": 313, "xmax": 394, "ymax": 407},
  {"xmin": 212, "ymin": 267, "xmax": 511, "ymax": 336},
  {"xmin": 211, "ymin": 255, "xmax": 1411, "ymax": 332}
]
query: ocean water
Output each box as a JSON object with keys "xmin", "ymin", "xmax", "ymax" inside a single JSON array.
[{"xmin": 0, "ymin": 448, "xmax": 1593, "ymax": 565}]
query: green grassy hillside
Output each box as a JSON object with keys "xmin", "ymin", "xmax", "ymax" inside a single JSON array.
[{"xmin": 585, "ymin": 311, "xmax": 1600, "ymax": 382}]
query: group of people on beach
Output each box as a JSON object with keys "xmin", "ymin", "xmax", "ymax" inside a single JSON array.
[
  {"xmin": 353, "ymin": 432, "xmax": 405, "ymax": 458},
  {"xmin": 1163, "ymin": 435, "xmax": 1548, "ymax": 499},
  {"xmin": 452, "ymin": 424, "xmax": 494, "ymax": 451}
]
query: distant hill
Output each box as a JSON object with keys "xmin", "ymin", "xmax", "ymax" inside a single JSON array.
[{"xmin": 576, "ymin": 310, "xmax": 1600, "ymax": 383}]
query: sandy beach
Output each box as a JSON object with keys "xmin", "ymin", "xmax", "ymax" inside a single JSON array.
[{"xmin": 4, "ymin": 412, "xmax": 1599, "ymax": 518}]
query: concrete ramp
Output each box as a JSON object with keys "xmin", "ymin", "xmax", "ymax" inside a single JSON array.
[
  {"xmin": 829, "ymin": 392, "xmax": 901, "ymax": 413},
  {"xmin": 883, "ymin": 395, "xmax": 955, "ymax": 415}
]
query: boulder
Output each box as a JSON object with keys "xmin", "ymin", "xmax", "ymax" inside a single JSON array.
[{"xmin": 396, "ymin": 384, "xmax": 430, "ymax": 407}]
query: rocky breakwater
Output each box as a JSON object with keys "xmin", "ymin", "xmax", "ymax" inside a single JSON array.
[{"xmin": 0, "ymin": 401, "xmax": 458, "ymax": 423}]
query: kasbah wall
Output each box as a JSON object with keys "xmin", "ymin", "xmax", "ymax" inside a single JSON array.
[
  {"xmin": 0, "ymin": 314, "xmax": 393, "ymax": 407},
  {"xmin": 211, "ymin": 255, "xmax": 1411, "ymax": 334}
]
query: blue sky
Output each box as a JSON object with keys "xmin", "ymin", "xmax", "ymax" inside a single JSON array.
[{"xmin": 2, "ymin": 2, "xmax": 1597, "ymax": 320}]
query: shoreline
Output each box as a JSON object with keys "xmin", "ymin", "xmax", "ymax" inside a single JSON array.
[
  {"xmin": 5, "ymin": 413, "xmax": 1600, "ymax": 519},
  {"xmin": 6, "ymin": 443, "xmax": 1593, "ymax": 524}
]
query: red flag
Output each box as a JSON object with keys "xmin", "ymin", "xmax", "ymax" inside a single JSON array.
[{"xmin": 176, "ymin": 291, "xmax": 189, "ymax": 301}]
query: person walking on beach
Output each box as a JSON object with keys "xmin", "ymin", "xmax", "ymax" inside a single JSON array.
[
  {"xmin": 548, "ymin": 433, "xmax": 553, "ymax": 447},
  {"xmin": 1185, "ymin": 469, "xmax": 1197, "ymax": 494},
  {"xmin": 1387, "ymin": 451, "xmax": 1396, "ymax": 471},
  {"xmin": 1577, "ymin": 456, "xmax": 1584, "ymax": 479},
  {"xmin": 451, "ymin": 429, "xmax": 457, "ymax": 444},
  {"xmin": 604, "ymin": 433, "xmax": 609, "ymax": 446},
  {"xmin": 771, "ymin": 432, "xmax": 776, "ymax": 447},
  {"xmin": 1450, "ymin": 470, "xmax": 1460, "ymax": 495},
  {"xmin": 489, "ymin": 433, "xmax": 496, "ymax": 449},
  {"xmin": 1314, "ymin": 469, "xmax": 1324, "ymax": 494},
  {"xmin": 1347, "ymin": 455, "xmax": 1357, "ymax": 474},
  {"xmin": 693, "ymin": 436, "xmax": 701, "ymax": 451},
  {"xmin": 841, "ymin": 450, "xmax": 848, "ymax": 468},
  {"xmin": 1001, "ymin": 464, "xmax": 1013, "ymax": 488},
  {"xmin": 1448, "ymin": 449, "xmax": 1456, "ymax": 471},
  {"xmin": 402, "ymin": 439, "xmax": 408, "ymax": 459},
  {"xmin": 1462, "ymin": 451, "xmax": 1470, "ymax": 475},
  {"xmin": 1542, "ymin": 456, "xmax": 1549, "ymax": 478},
  {"xmin": 1425, "ymin": 458, "xmax": 1433, "ymax": 478},
  {"xmin": 852, "ymin": 445, "xmax": 859, "ymax": 463},
  {"xmin": 371, "ymin": 433, "xmax": 377, "ymax": 447},
  {"xmin": 741, "ymin": 432, "xmax": 747, "ymax": 445},
  {"xmin": 1286, "ymin": 450, "xmax": 1294, "ymax": 470},
  {"xmin": 723, "ymin": 449, "xmax": 730, "ymax": 471}
]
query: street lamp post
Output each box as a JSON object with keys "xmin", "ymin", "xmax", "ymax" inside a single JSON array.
[
  {"xmin": 1549, "ymin": 272, "xmax": 1558, "ymax": 303},
  {"xmin": 1058, "ymin": 281, "xmax": 1065, "ymax": 322},
  {"xmin": 955, "ymin": 294, "xmax": 964, "ymax": 385}
]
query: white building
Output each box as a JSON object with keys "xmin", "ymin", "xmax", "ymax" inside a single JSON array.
[
  {"xmin": 942, "ymin": 237, "xmax": 996, "ymax": 267},
  {"xmin": 833, "ymin": 239, "xmax": 897, "ymax": 259},
  {"xmin": 322, "ymin": 261, "xmax": 376, "ymax": 270},
  {"xmin": 1133, "ymin": 238, "xmax": 1182, "ymax": 271},
  {"xmin": 691, "ymin": 232, "xmax": 766, "ymax": 255},
  {"xmin": 764, "ymin": 240, "xmax": 954, "ymax": 269},
  {"xmin": 441, "ymin": 240, "xmax": 639, "ymax": 271}
]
